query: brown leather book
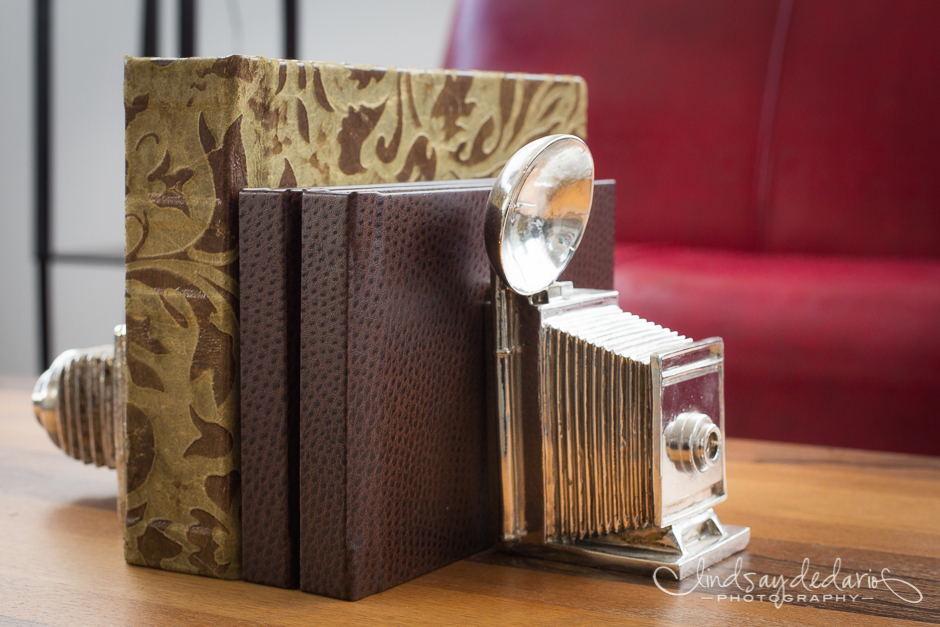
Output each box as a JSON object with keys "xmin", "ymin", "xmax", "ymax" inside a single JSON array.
[
  {"xmin": 238, "ymin": 180, "xmax": 615, "ymax": 600},
  {"xmin": 239, "ymin": 181, "xmax": 503, "ymax": 589},
  {"xmin": 238, "ymin": 189, "xmax": 302, "ymax": 588}
]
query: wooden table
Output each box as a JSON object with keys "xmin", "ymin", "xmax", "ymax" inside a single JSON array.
[{"xmin": 1, "ymin": 383, "xmax": 938, "ymax": 626}]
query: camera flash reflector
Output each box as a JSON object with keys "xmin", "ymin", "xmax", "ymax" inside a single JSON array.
[{"xmin": 485, "ymin": 135, "xmax": 594, "ymax": 296}]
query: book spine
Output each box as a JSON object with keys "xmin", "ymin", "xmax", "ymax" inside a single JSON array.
[
  {"xmin": 298, "ymin": 191, "xmax": 353, "ymax": 598},
  {"xmin": 342, "ymin": 192, "xmax": 388, "ymax": 601},
  {"xmin": 123, "ymin": 56, "xmax": 277, "ymax": 578},
  {"xmin": 239, "ymin": 189, "xmax": 302, "ymax": 588}
]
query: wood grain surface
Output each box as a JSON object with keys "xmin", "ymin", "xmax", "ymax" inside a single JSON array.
[{"xmin": 0, "ymin": 384, "xmax": 938, "ymax": 626}]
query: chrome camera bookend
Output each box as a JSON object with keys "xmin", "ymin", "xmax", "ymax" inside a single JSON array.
[{"xmin": 485, "ymin": 135, "xmax": 749, "ymax": 579}]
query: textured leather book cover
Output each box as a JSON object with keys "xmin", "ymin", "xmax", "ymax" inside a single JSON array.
[
  {"xmin": 238, "ymin": 189, "xmax": 302, "ymax": 588},
  {"xmin": 124, "ymin": 55, "xmax": 587, "ymax": 578},
  {"xmin": 295, "ymin": 180, "xmax": 615, "ymax": 600},
  {"xmin": 238, "ymin": 180, "xmax": 502, "ymax": 589}
]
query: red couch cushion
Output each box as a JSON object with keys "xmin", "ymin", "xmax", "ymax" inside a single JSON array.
[
  {"xmin": 447, "ymin": 0, "xmax": 940, "ymax": 259},
  {"xmin": 765, "ymin": 1, "xmax": 940, "ymax": 258},
  {"xmin": 615, "ymin": 245, "xmax": 940, "ymax": 455}
]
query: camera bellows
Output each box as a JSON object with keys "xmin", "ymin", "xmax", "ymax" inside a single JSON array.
[{"xmin": 541, "ymin": 305, "xmax": 692, "ymax": 541}]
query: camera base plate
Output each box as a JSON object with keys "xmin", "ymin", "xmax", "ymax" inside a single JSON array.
[{"xmin": 502, "ymin": 509, "xmax": 750, "ymax": 580}]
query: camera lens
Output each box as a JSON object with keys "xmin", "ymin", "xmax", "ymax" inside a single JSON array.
[
  {"xmin": 665, "ymin": 411, "xmax": 722, "ymax": 473},
  {"xmin": 706, "ymin": 430, "xmax": 721, "ymax": 464}
]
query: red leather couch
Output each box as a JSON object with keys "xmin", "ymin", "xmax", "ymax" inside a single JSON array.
[{"xmin": 446, "ymin": 0, "xmax": 940, "ymax": 455}]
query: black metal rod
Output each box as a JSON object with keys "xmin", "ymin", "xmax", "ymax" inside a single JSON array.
[
  {"xmin": 38, "ymin": 260, "xmax": 50, "ymax": 370},
  {"xmin": 284, "ymin": 0, "xmax": 297, "ymax": 59},
  {"xmin": 143, "ymin": 0, "xmax": 158, "ymax": 56},
  {"xmin": 35, "ymin": 0, "xmax": 52, "ymax": 370},
  {"xmin": 180, "ymin": 0, "xmax": 195, "ymax": 57}
]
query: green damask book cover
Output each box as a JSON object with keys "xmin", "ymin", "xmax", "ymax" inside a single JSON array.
[{"xmin": 123, "ymin": 55, "xmax": 587, "ymax": 579}]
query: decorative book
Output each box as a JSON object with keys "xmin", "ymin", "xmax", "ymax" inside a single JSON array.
[{"xmin": 124, "ymin": 56, "xmax": 587, "ymax": 578}]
